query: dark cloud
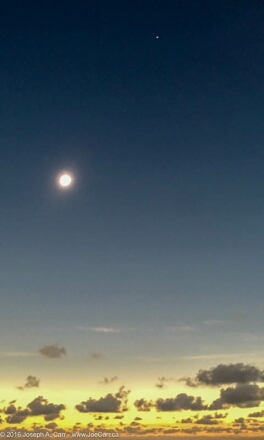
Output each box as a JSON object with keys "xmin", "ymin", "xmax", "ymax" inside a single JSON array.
[
  {"xmin": 5, "ymin": 397, "xmax": 66, "ymax": 424},
  {"xmin": 214, "ymin": 412, "xmax": 227, "ymax": 419},
  {"xmin": 210, "ymin": 384, "xmax": 264, "ymax": 410},
  {"xmin": 38, "ymin": 343, "xmax": 66, "ymax": 359},
  {"xmin": 100, "ymin": 377, "xmax": 118, "ymax": 385},
  {"xmin": 6, "ymin": 409, "xmax": 30, "ymax": 424},
  {"xmin": 25, "ymin": 375, "xmax": 40, "ymax": 388},
  {"xmin": 134, "ymin": 398, "xmax": 153, "ymax": 412},
  {"xmin": 18, "ymin": 375, "xmax": 40, "ymax": 390},
  {"xmin": 181, "ymin": 417, "xmax": 193, "ymax": 423},
  {"xmin": 156, "ymin": 393, "xmax": 207, "ymax": 411},
  {"xmin": 115, "ymin": 386, "xmax": 129, "ymax": 400},
  {"xmin": 155, "ymin": 376, "xmax": 175, "ymax": 389},
  {"xmin": 45, "ymin": 422, "xmax": 58, "ymax": 430},
  {"xmin": 182, "ymin": 363, "xmax": 264, "ymax": 387},
  {"xmin": 232, "ymin": 417, "xmax": 248, "ymax": 430},
  {"xmin": 196, "ymin": 415, "xmax": 219, "ymax": 425},
  {"xmin": 27, "ymin": 396, "xmax": 66, "ymax": 420},
  {"xmin": 75, "ymin": 387, "xmax": 130, "ymax": 413},
  {"xmin": 134, "ymin": 392, "xmax": 207, "ymax": 412},
  {"xmin": 5, "ymin": 405, "xmax": 16, "ymax": 415},
  {"xmin": 130, "ymin": 421, "xmax": 140, "ymax": 427},
  {"xmin": 90, "ymin": 352, "xmax": 102, "ymax": 361},
  {"xmin": 248, "ymin": 410, "xmax": 264, "ymax": 418},
  {"xmin": 163, "ymin": 428, "xmax": 180, "ymax": 434},
  {"xmin": 234, "ymin": 417, "xmax": 245, "ymax": 423}
]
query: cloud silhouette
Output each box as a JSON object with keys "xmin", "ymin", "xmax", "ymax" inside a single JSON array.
[
  {"xmin": 5, "ymin": 396, "xmax": 65, "ymax": 424},
  {"xmin": 75, "ymin": 387, "xmax": 130, "ymax": 413},
  {"xmin": 5, "ymin": 405, "xmax": 17, "ymax": 415},
  {"xmin": 38, "ymin": 343, "xmax": 66, "ymax": 359},
  {"xmin": 248, "ymin": 410, "xmax": 264, "ymax": 417},
  {"xmin": 18, "ymin": 375, "xmax": 40, "ymax": 390},
  {"xmin": 45, "ymin": 422, "xmax": 58, "ymax": 429},
  {"xmin": 134, "ymin": 398, "xmax": 153, "ymax": 412},
  {"xmin": 196, "ymin": 415, "xmax": 219, "ymax": 425},
  {"xmin": 156, "ymin": 393, "xmax": 207, "ymax": 411},
  {"xmin": 210, "ymin": 384, "xmax": 264, "ymax": 409},
  {"xmin": 100, "ymin": 377, "xmax": 118, "ymax": 385},
  {"xmin": 27, "ymin": 396, "xmax": 66, "ymax": 420},
  {"xmin": 134, "ymin": 393, "xmax": 207, "ymax": 412},
  {"xmin": 182, "ymin": 363, "xmax": 264, "ymax": 387},
  {"xmin": 155, "ymin": 376, "xmax": 175, "ymax": 389},
  {"xmin": 6, "ymin": 409, "xmax": 30, "ymax": 424}
]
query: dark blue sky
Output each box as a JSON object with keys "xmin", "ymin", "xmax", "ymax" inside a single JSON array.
[{"xmin": 1, "ymin": 0, "xmax": 264, "ymax": 362}]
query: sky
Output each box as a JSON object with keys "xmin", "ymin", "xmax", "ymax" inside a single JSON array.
[{"xmin": 1, "ymin": 0, "xmax": 264, "ymax": 437}]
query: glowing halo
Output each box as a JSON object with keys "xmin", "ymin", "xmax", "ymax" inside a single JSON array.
[{"xmin": 57, "ymin": 172, "xmax": 74, "ymax": 189}]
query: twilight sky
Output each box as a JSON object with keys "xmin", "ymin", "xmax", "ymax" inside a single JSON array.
[{"xmin": 1, "ymin": 0, "xmax": 264, "ymax": 437}]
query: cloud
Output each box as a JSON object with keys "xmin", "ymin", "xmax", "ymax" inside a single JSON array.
[
  {"xmin": 75, "ymin": 387, "xmax": 130, "ymax": 413},
  {"xmin": 134, "ymin": 399, "xmax": 153, "ymax": 412},
  {"xmin": 90, "ymin": 352, "xmax": 102, "ymax": 361},
  {"xmin": 182, "ymin": 363, "xmax": 264, "ymax": 387},
  {"xmin": 18, "ymin": 375, "xmax": 40, "ymax": 390},
  {"xmin": 155, "ymin": 393, "xmax": 207, "ymax": 411},
  {"xmin": 6, "ymin": 409, "xmax": 30, "ymax": 424},
  {"xmin": 76, "ymin": 327, "xmax": 120, "ymax": 333},
  {"xmin": 5, "ymin": 405, "xmax": 17, "ymax": 415},
  {"xmin": 5, "ymin": 397, "xmax": 65, "ymax": 424},
  {"xmin": 203, "ymin": 320, "xmax": 225, "ymax": 326},
  {"xmin": 181, "ymin": 417, "xmax": 193, "ymax": 423},
  {"xmin": 155, "ymin": 376, "xmax": 175, "ymax": 389},
  {"xmin": 45, "ymin": 422, "xmax": 58, "ymax": 430},
  {"xmin": 134, "ymin": 392, "xmax": 207, "ymax": 412},
  {"xmin": 4, "ymin": 396, "xmax": 66, "ymax": 424},
  {"xmin": 248, "ymin": 410, "xmax": 264, "ymax": 417},
  {"xmin": 196, "ymin": 415, "xmax": 219, "ymax": 425},
  {"xmin": 166, "ymin": 326, "xmax": 196, "ymax": 333},
  {"xmin": 0, "ymin": 351, "xmax": 36, "ymax": 357},
  {"xmin": 210, "ymin": 384, "xmax": 264, "ymax": 409},
  {"xmin": 214, "ymin": 412, "xmax": 227, "ymax": 419},
  {"xmin": 100, "ymin": 377, "xmax": 118, "ymax": 385},
  {"xmin": 27, "ymin": 396, "xmax": 66, "ymax": 420},
  {"xmin": 234, "ymin": 417, "xmax": 245, "ymax": 423},
  {"xmin": 38, "ymin": 343, "xmax": 66, "ymax": 359}
]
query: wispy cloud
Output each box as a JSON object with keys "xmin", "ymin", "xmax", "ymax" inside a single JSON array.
[
  {"xmin": 0, "ymin": 351, "xmax": 37, "ymax": 357},
  {"xmin": 155, "ymin": 376, "xmax": 176, "ymax": 388},
  {"xmin": 203, "ymin": 320, "xmax": 226, "ymax": 326},
  {"xmin": 75, "ymin": 327, "xmax": 120, "ymax": 333},
  {"xmin": 166, "ymin": 325, "xmax": 196, "ymax": 333},
  {"xmin": 179, "ymin": 352, "xmax": 262, "ymax": 361},
  {"xmin": 126, "ymin": 356, "xmax": 174, "ymax": 363}
]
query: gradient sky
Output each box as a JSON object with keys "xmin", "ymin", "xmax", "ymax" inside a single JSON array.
[{"xmin": 1, "ymin": 0, "xmax": 264, "ymax": 437}]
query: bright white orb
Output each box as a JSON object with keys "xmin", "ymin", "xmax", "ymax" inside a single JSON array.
[{"xmin": 59, "ymin": 174, "xmax": 72, "ymax": 187}]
